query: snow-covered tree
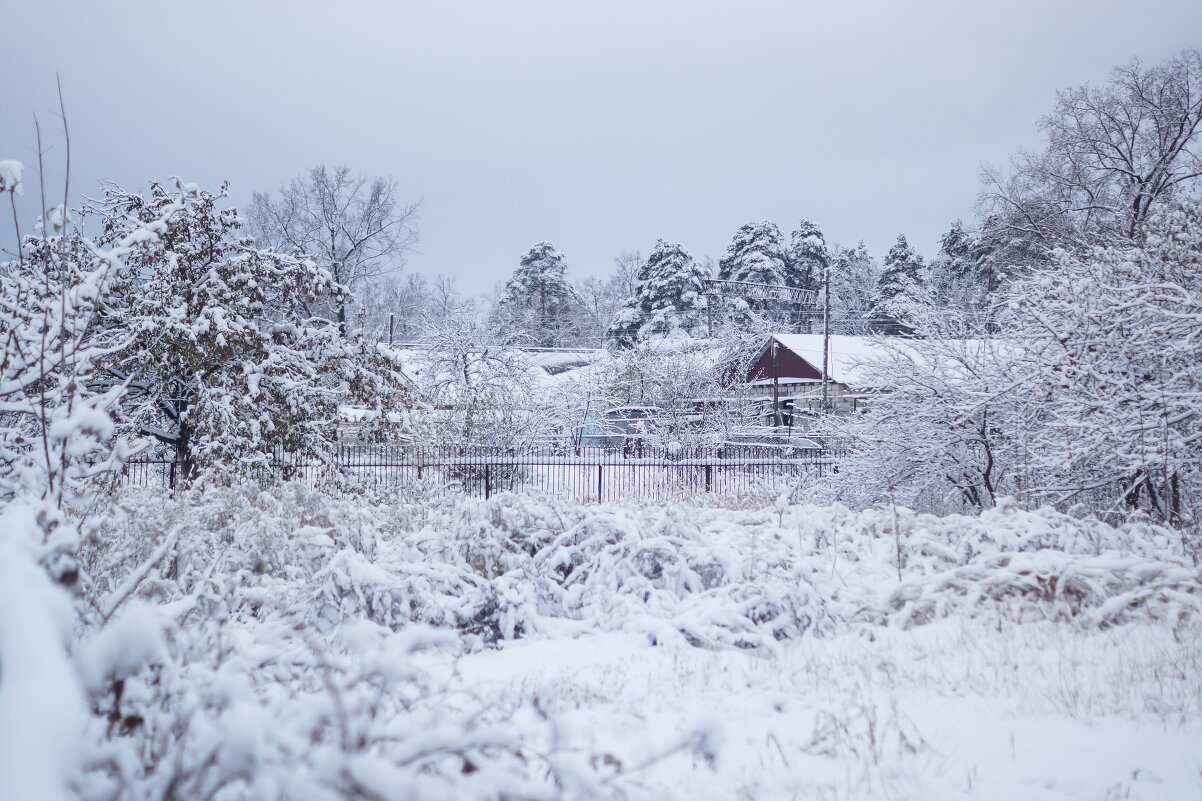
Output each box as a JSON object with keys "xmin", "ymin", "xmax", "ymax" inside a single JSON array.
[
  {"xmin": 924, "ymin": 220, "xmax": 999, "ymax": 328},
  {"xmin": 88, "ymin": 181, "xmax": 409, "ymax": 483},
  {"xmin": 602, "ymin": 336, "xmax": 754, "ymax": 446},
  {"xmin": 824, "ymin": 242, "xmax": 878, "ymax": 335},
  {"xmin": 247, "ymin": 164, "xmax": 419, "ymax": 335},
  {"xmin": 785, "ymin": 219, "xmax": 828, "ymax": 292},
  {"xmin": 719, "ymin": 221, "xmax": 789, "ymax": 285},
  {"xmin": 785, "ymin": 219, "xmax": 830, "ymax": 332},
  {"xmin": 979, "ymin": 49, "xmax": 1202, "ymax": 270},
  {"xmin": 1003, "ymin": 200, "xmax": 1202, "ymax": 524},
  {"xmin": 815, "ymin": 328, "xmax": 1021, "ymax": 513},
  {"xmin": 607, "ymin": 239, "xmax": 710, "ymax": 348},
  {"xmin": 824, "ymin": 201, "xmax": 1202, "ymax": 528},
  {"xmin": 871, "ymin": 234, "xmax": 925, "ymax": 335},
  {"xmin": 410, "ymin": 307, "xmax": 568, "ymax": 446},
  {"xmin": 717, "ymin": 221, "xmax": 792, "ymax": 327},
  {"xmin": 492, "ymin": 242, "xmax": 583, "ymax": 347},
  {"xmin": 0, "ymin": 165, "xmax": 204, "ymax": 507},
  {"xmin": 359, "ymin": 272, "xmax": 473, "ymax": 345},
  {"xmin": 360, "ymin": 271, "xmax": 432, "ymax": 343},
  {"xmin": 610, "ymin": 249, "xmax": 644, "ymax": 298},
  {"xmin": 575, "ymin": 273, "xmax": 625, "ymax": 348}
]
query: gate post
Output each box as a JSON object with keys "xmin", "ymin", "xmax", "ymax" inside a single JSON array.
[
  {"xmin": 705, "ymin": 464, "xmax": 712, "ymax": 493},
  {"xmin": 597, "ymin": 463, "xmax": 603, "ymax": 503},
  {"xmin": 484, "ymin": 464, "xmax": 491, "ymax": 499}
]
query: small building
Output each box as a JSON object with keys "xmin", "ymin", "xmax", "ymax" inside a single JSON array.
[{"xmin": 746, "ymin": 335, "xmax": 884, "ymax": 427}]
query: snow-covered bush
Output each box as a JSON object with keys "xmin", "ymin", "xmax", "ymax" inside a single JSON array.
[
  {"xmin": 17, "ymin": 459, "xmax": 1202, "ymax": 799},
  {"xmin": 83, "ymin": 486, "xmax": 1201, "ymax": 662},
  {"xmin": 0, "ymin": 150, "xmax": 193, "ymax": 801},
  {"xmin": 73, "ymin": 486, "xmax": 582, "ymax": 799}
]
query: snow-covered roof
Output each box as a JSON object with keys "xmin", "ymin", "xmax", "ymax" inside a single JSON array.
[
  {"xmin": 524, "ymin": 349, "xmax": 602, "ymax": 375},
  {"xmin": 766, "ymin": 334, "xmax": 887, "ymax": 386},
  {"xmin": 386, "ymin": 345, "xmax": 600, "ymax": 383},
  {"xmin": 766, "ymin": 334, "xmax": 1019, "ymax": 389}
]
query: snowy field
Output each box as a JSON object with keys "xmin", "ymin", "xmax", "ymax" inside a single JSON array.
[
  {"xmin": 453, "ymin": 624, "xmax": 1200, "ymax": 800},
  {"xmin": 44, "ymin": 486, "xmax": 1200, "ymax": 800}
]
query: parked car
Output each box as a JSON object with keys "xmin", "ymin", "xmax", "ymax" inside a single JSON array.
[{"xmin": 576, "ymin": 406, "xmax": 659, "ymax": 448}]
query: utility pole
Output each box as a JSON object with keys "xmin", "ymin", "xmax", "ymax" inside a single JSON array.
[
  {"xmin": 771, "ymin": 340, "xmax": 781, "ymax": 428},
  {"xmin": 700, "ymin": 279, "xmax": 818, "ymax": 429},
  {"xmin": 821, "ymin": 267, "xmax": 831, "ymax": 411}
]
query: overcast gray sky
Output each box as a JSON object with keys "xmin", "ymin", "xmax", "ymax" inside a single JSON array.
[{"xmin": 4, "ymin": 1, "xmax": 1201, "ymax": 289}]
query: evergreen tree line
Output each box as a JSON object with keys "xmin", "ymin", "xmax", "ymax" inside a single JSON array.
[{"xmin": 482, "ymin": 216, "xmax": 991, "ymax": 349}]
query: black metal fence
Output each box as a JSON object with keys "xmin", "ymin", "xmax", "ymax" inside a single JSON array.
[{"xmin": 121, "ymin": 443, "xmax": 842, "ymax": 502}]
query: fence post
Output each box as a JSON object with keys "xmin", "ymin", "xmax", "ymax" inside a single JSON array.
[
  {"xmin": 597, "ymin": 463, "xmax": 603, "ymax": 503},
  {"xmin": 705, "ymin": 463, "xmax": 712, "ymax": 493},
  {"xmin": 484, "ymin": 464, "xmax": 491, "ymax": 499}
]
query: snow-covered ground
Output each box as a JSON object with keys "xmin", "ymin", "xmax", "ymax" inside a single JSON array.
[
  {"xmin": 58, "ymin": 487, "xmax": 1202, "ymax": 800},
  {"xmin": 453, "ymin": 624, "xmax": 1200, "ymax": 800}
]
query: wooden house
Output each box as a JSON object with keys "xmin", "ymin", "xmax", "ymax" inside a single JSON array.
[{"xmin": 745, "ymin": 334, "xmax": 885, "ymax": 427}]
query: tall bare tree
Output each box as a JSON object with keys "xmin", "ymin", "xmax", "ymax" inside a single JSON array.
[
  {"xmin": 610, "ymin": 249, "xmax": 644, "ymax": 298},
  {"xmin": 979, "ymin": 49, "xmax": 1202, "ymax": 270},
  {"xmin": 248, "ymin": 164, "xmax": 419, "ymax": 334}
]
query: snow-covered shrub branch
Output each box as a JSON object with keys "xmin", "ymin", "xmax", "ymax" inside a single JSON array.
[
  {"xmin": 0, "ymin": 143, "xmax": 197, "ymax": 801},
  {"xmin": 83, "ymin": 486, "xmax": 1201, "ymax": 661},
  {"xmin": 73, "ymin": 485, "xmax": 752, "ymax": 799},
  {"xmin": 811, "ymin": 308, "xmax": 1031, "ymax": 515}
]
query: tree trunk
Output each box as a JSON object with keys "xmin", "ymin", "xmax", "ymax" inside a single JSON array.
[{"xmin": 176, "ymin": 421, "xmax": 198, "ymax": 488}]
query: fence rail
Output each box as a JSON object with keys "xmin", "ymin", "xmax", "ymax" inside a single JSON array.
[{"xmin": 121, "ymin": 443, "xmax": 842, "ymax": 501}]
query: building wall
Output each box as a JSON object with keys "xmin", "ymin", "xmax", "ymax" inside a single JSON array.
[{"xmin": 746, "ymin": 345, "xmax": 822, "ymax": 383}]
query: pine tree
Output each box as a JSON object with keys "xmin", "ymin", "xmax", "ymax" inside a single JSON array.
[
  {"xmin": 871, "ymin": 234, "xmax": 925, "ymax": 335},
  {"xmin": 718, "ymin": 221, "xmax": 789, "ymax": 284},
  {"xmin": 607, "ymin": 239, "xmax": 710, "ymax": 348},
  {"xmin": 927, "ymin": 220, "xmax": 996, "ymax": 320},
  {"xmin": 785, "ymin": 219, "xmax": 830, "ymax": 331},
  {"xmin": 88, "ymin": 181, "xmax": 408, "ymax": 483},
  {"xmin": 785, "ymin": 219, "xmax": 829, "ymax": 291},
  {"xmin": 717, "ymin": 221, "xmax": 790, "ymax": 326},
  {"xmin": 492, "ymin": 242, "xmax": 581, "ymax": 346}
]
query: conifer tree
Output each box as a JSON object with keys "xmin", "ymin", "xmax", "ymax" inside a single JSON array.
[
  {"xmin": 871, "ymin": 234, "xmax": 925, "ymax": 335},
  {"xmin": 785, "ymin": 219, "xmax": 829, "ymax": 291},
  {"xmin": 786, "ymin": 219, "xmax": 830, "ymax": 331},
  {"xmin": 607, "ymin": 240, "xmax": 710, "ymax": 348},
  {"xmin": 492, "ymin": 242, "xmax": 582, "ymax": 346},
  {"xmin": 717, "ymin": 221, "xmax": 790, "ymax": 326},
  {"xmin": 927, "ymin": 220, "xmax": 996, "ymax": 320}
]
